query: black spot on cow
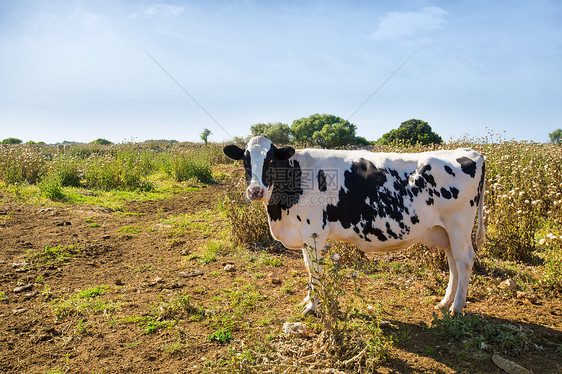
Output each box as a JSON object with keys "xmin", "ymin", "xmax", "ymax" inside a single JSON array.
[
  {"xmin": 317, "ymin": 169, "xmax": 327, "ymax": 192},
  {"xmin": 306, "ymin": 218, "xmax": 311, "ymax": 225},
  {"xmin": 450, "ymin": 187, "xmax": 459, "ymax": 199},
  {"xmin": 325, "ymin": 158, "xmax": 410, "ymax": 243},
  {"xmin": 411, "ymin": 215, "xmax": 419, "ymax": 224},
  {"xmin": 297, "ymin": 215, "xmax": 301, "ymax": 222},
  {"xmin": 474, "ymin": 161, "xmax": 486, "ymax": 206},
  {"xmin": 444, "ymin": 165, "xmax": 455, "ymax": 176},
  {"xmin": 266, "ymin": 148, "xmax": 303, "ymax": 221},
  {"xmin": 440, "ymin": 187, "xmax": 452, "ymax": 199},
  {"xmin": 242, "ymin": 151, "xmax": 252, "ymax": 184},
  {"xmin": 457, "ymin": 156, "xmax": 477, "ymax": 178},
  {"xmin": 426, "ymin": 197, "xmax": 434, "ymax": 206}
]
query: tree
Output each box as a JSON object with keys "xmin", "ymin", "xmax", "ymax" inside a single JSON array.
[
  {"xmin": 200, "ymin": 128, "xmax": 212, "ymax": 144},
  {"xmin": 250, "ymin": 122, "xmax": 291, "ymax": 144},
  {"xmin": 90, "ymin": 138, "xmax": 113, "ymax": 145},
  {"xmin": 2, "ymin": 138, "xmax": 22, "ymax": 145},
  {"xmin": 549, "ymin": 129, "xmax": 562, "ymax": 145},
  {"xmin": 378, "ymin": 119, "xmax": 443, "ymax": 146},
  {"xmin": 291, "ymin": 114, "xmax": 363, "ymax": 148}
]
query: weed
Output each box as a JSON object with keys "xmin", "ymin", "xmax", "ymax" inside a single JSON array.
[
  {"xmin": 208, "ymin": 328, "xmax": 233, "ymax": 344},
  {"xmin": 430, "ymin": 312, "xmax": 534, "ymax": 353},
  {"xmin": 54, "ymin": 285, "xmax": 117, "ymax": 319},
  {"xmin": 0, "ymin": 291, "xmax": 7, "ymax": 302},
  {"xmin": 221, "ymin": 192, "xmax": 273, "ymax": 247},
  {"xmin": 38, "ymin": 172, "xmax": 65, "ymax": 201},
  {"xmin": 118, "ymin": 225, "xmax": 143, "ymax": 234},
  {"xmin": 27, "ymin": 244, "xmax": 80, "ymax": 267},
  {"xmin": 161, "ymin": 342, "xmax": 186, "ymax": 354}
]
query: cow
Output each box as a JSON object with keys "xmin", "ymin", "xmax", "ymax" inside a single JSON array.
[{"xmin": 223, "ymin": 135, "xmax": 485, "ymax": 315}]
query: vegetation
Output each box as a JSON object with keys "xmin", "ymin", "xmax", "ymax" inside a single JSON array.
[
  {"xmin": 378, "ymin": 119, "xmax": 443, "ymax": 146},
  {"xmin": 200, "ymin": 128, "xmax": 212, "ymax": 144},
  {"xmin": 549, "ymin": 128, "xmax": 562, "ymax": 144},
  {"xmin": 90, "ymin": 138, "xmax": 113, "ymax": 145},
  {"xmin": 291, "ymin": 113, "xmax": 367, "ymax": 148},
  {"xmin": 2, "ymin": 137, "xmax": 22, "ymax": 144},
  {"xmin": 250, "ymin": 122, "xmax": 292, "ymax": 144}
]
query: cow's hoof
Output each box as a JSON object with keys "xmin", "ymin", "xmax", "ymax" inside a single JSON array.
[
  {"xmin": 434, "ymin": 303, "xmax": 446, "ymax": 311},
  {"xmin": 301, "ymin": 298, "xmax": 320, "ymax": 315}
]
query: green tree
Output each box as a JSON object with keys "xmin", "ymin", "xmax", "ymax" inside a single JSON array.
[
  {"xmin": 549, "ymin": 129, "xmax": 562, "ymax": 145},
  {"xmin": 378, "ymin": 119, "xmax": 443, "ymax": 146},
  {"xmin": 2, "ymin": 138, "xmax": 22, "ymax": 145},
  {"xmin": 250, "ymin": 122, "xmax": 291, "ymax": 144},
  {"xmin": 90, "ymin": 138, "xmax": 113, "ymax": 145},
  {"xmin": 291, "ymin": 114, "xmax": 362, "ymax": 148},
  {"xmin": 200, "ymin": 128, "xmax": 212, "ymax": 144}
]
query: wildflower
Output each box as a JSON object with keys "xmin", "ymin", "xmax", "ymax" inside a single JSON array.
[
  {"xmin": 332, "ymin": 253, "xmax": 340, "ymax": 262},
  {"xmin": 547, "ymin": 233, "xmax": 556, "ymax": 240},
  {"xmin": 539, "ymin": 238, "xmax": 547, "ymax": 246}
]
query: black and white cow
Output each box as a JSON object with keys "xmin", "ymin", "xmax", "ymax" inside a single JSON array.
[{"xmin": 224, "ymin": 135, "xmax": 485, "ymax": 314}]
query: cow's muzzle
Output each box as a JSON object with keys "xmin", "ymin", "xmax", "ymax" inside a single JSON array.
[{"xmin": 247, "ymin": 187, "xmax": 265, "ymax": 201}]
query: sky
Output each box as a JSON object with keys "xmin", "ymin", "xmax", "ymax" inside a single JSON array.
[{"xmin": 0, "ymin": 0, "xmax": 561, "ymax": 144}]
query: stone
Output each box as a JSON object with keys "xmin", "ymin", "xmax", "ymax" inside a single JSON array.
[
  {"xmin": 179, "ymin": 270, "xmax": 204, "ymax": 278},
  {"xmin": 13, "ymin": 284, "xmax": 33, "ymax": 293},
  {"xmin": 224, "ymin": 264, "xmax": 236, "ymax": 272},
  {"xmin": 283, "ymin": 322, "xmax": 309, "ymax": 338},
  {"xmin": 499, "ymin": 279, "xmax": 517, "ymax": 291},
  {"xmin": 271, "ymin": 277, "xmax": 282, "ymax": 285},
  {"xmin": 492, "ymin": 354, "xmax": 532, "ymax": 374}
]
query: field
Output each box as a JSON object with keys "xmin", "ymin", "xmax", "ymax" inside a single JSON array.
[{"xmin": 0, "ymin": 138, "xmax": 561, "ymax": 373}]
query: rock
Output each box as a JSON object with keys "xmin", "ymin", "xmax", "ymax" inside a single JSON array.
[
  {"xmin": 499, "ymin": 279, "xmax": 517, "ymax": 291},
  {"xmin": 13, "ymin": 284, "xmax": 33, "ymax": 293},
  {"xmin": 101, "ymin": 235, "xmax": 111, "ymax": 240},
  {"xmin": 492, "ymin": 354, "xmax": 532, "ymax": 374},
  {"xmin": 179, "ymin": 270, "xmax": 204, "ymax": 278},
  {"xmin": 23, "ymin": 290, "xmax": 38, "ymax": 300},
  {"xmin": 283, "ymin": 322, "xmax": 309, "ymax": 338},
  {"xmin": 12, "ymin": 261, "xmax": 28, "ymax": 269},
  {"xmin": 148, "ymin": 277, "xmax": 163, "ymax": 286},
  {"xmin": 224, "ymin": 264, "xmax": 236, "ymax": 272},
  {"xmin": 53, "ymin": 221, "xmax": 71, "ymax": 227},
  {"xmin": 271, "ymin": 276, "xmax": 282, "ymax": 285},
  {"xmin": 12, "ymin": 307, "xmax": 26, "ymax": 315},
  {"xmin": 115, "ymin": 279, "xmax": 124, "ymax": 286}
]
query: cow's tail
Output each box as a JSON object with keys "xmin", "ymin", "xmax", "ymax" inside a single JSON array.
[{"xmin": 475, "ymin": 159, "xmax": 486, "ymax": 251}]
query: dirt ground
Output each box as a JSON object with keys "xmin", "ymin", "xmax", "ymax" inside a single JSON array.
[{"xmin": 0, "ymin": 173, "xmax": 561, "ymax": 373}]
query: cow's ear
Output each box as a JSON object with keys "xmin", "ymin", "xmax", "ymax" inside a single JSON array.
[
  {"xmin": 274, "ymin": 146, "xmax": 295, "ymax": 160},
  {"xmin": 223, "ymin": 144, "xmax": 245, "ymax": 160}
]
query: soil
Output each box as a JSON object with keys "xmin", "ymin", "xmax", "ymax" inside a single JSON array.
[{"xmin": 0, "ymin": 170, "xmax": 561, "ymax": 373}]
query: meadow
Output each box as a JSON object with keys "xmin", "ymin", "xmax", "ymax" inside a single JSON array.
[{"xmin": 0, "ymin": 137, "xmax": 560, "ymax": 373}]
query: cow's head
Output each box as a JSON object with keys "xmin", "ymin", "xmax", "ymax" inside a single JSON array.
[{"xmin": 223, "ymin": 135, "xmax": 295, "ymax": 202}]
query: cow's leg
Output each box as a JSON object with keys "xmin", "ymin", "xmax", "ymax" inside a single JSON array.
[
  {"xmin": 444, "ymin": 220, "xmax": 476, "ymax": 314},
  {"xmin": 450, "ymin": 240, "xmax": 475, "ymax": 314},
  {"xmin": 299, "ymin": 242, "xmax": 325, "ymax": 315},
  {"xmin": 435, "ymin": 247, "xmax": 458, "ymax": 311}
]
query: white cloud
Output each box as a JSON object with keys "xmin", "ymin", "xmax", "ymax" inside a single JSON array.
[
  {"xmin": 368, "ymin": 7, "xmax": 448, "ymax": 41},
  {"xmin": 131, "ymin": 4, "xmax": 184, "ymax": 19}
]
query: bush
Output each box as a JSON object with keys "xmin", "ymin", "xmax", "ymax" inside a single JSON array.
[
  {"xmin": 221, "ymin": 191, "xmax": 273, "ymax": 247},
  {"xmin": 160, "ymin": 149, "xmax": 213, "ymax": 183},
  {"xmin": 83, "ymin": 152, "xmax": 153, "ymax": 191},
  {"xmin": 0, "ymin": 147, "xmax": 46, "ymax": 184}
]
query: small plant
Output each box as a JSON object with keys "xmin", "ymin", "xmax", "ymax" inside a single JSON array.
[
  {"xmin": 38, "ymin": 172, "xmax": 65, "ymax": 201},
  {"xmin": 0, "ymin": 291, "xmax": 7, "ymax": 302},
  {"xmin": 430, "ymin": 311, "xmax": 534, "ymax": 353},
  {"xmin": 221, "ymin": 192, "xmax": 273, "ymax": 247},
  {"xmin": 208, "ymin": 328, "xmax": 233, "ymax": 344},
  {"xmin": 27, "ymin": 244, "xmax": 80, "ymax": 267}
]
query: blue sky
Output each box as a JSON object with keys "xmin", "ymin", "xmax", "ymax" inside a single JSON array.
[{"xmin": 0, "ymin": 0, "xmax": 561, "ymax": 144}]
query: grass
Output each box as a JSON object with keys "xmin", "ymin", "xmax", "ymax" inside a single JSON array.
[
  {"xmin": 53, "ymin": 285, "xmax": 118, "ymax": 319},
  {"xmin": 26, "ymin": 244, "xmax": 80, "ymax": 267}
]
